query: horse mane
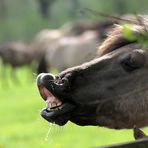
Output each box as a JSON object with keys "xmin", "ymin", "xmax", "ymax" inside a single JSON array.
[{"xmin": 97, "ymin": 15, "xmax": 148, "ymax": 57}]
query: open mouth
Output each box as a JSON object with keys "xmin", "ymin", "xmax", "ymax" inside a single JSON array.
[{"xmin": 37, "ymin": 73, "xmax": 75, "ymax": 126}]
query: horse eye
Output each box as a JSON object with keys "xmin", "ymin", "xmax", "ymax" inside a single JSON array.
[{"xmin": 120, "ymin": 50, "xmax": 145, "ymax": 72}]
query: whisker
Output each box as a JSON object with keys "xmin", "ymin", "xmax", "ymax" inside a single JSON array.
[{"xmin": 45, "ymin": 123, "xmax": 54, "ymax": 141}]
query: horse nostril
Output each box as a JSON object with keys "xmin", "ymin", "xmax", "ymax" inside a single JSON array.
[{"xmin": 61, "ymin": 78, "xmax": 70, "ymax": 90}]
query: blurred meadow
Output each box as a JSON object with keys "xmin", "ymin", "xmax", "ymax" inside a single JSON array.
[{"xmin": 1, "ymin": 0, "xmax": 148, "ymax": 148}]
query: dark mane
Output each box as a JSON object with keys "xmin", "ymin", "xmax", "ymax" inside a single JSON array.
[{"xmin": 97, "ymin": 17, "xmax": 148, "ymax": 57}]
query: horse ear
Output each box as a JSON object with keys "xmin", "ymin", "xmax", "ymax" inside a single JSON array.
[{"xmin": 120, "ymin": 49, "xmax": 146, "ymax": 72}]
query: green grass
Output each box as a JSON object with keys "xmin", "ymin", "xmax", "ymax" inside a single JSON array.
[{"xmin": 0, "ymin": 66, "xmax": 148, "ymax": 148}]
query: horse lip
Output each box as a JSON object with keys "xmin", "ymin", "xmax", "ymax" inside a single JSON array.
[
  {"xmin": 38, "ymin": 85, "xmax": 47, "ymax": 101},
  {"xmin": 38, "ymin": 85, "xmax": 57, "ymax": 102},
  {"xmin": 41, "ymin": 109, "xmax": 68, "ymax": 126},
  {"xmin": 41, "ymin": 103, "xmax": 75, "ymax": 117},
  {"xmin": 41, "ymin": 103, "xmax": 75, "ymax": 125}
]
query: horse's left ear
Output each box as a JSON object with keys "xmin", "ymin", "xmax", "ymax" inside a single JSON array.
[{"xmin": 120, "ymin": 49, "xmax": 146, "ymax": 72}]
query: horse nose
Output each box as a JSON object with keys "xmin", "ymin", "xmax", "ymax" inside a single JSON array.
[{"xmin": 36, "ymin": 73, "xmax": 55, "ymax": 86}]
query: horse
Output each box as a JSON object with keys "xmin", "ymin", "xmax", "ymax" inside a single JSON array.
[
  {"xmin": 35, "ymin": 20, "xmax": 116, "ymax": 74},
  {"xmin": 0, "ymin": 42, "xmax": 39, "ymax": 83},
  {"xmin": 41, "ymin": 30, "xmax": 101, "ymax": 73},
  {"xmin": 37, "ymin": 15, "xmax": 148, "ymax": 139}
]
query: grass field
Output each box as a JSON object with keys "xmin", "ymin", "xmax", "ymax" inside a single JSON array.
[{"xmin": 0, "ymin": 66, "xmax": 147, "ymax": 148}]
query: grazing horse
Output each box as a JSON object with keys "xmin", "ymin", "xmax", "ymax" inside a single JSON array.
[
  {"xmin": 33, "ymin": 29, "xmax": 63, "ymax": 51},
  {"xmin": 33, "ymin": 29, "xmax": 64, "ymax": 73},
  {"xmin": 34, "ymin": 19, "xmax": 116, "ymax": 51},
  {"xmin": 34, "ymin": 20, "xmax": 116, "ymax": 74},
  {"xmin": 36, "ymin": 29, "xmax": 114, "ymax": 74},
  {"xmin": 41, "ymin": 30, "xmax": 101, "ymax": 72},
  {"xmin": 36, "ymin": 15, "xmax": 148, "ymax": 136},
  {"xmin": 0, "ymin": 42, "xmax": 38, "ymax": 82}
]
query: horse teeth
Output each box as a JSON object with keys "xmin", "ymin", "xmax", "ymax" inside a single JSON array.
[
  {"xmin": 46, "ymin": 107, "xmax": 51, "ymax": 111},
  {"xmin": 46, "ymin": 103, "xmax": 56, "ymax": 108},
  {"xmin": 50, "ymin": 108, "xmax": 58, "ymax": 111},
  {"xmin": 46, "ymin": 105, "xmax": 62, "ymax": 111},
  {"xmin": 51, "ymin": 103, "xmax": 57, "ymax": 108},
  {"xmin": 57, "ymin": 102, "xmax": 62, "ymax": 106},
  {"xmin": 46, "ymin": 103, "xmax": 51, "ymax": 108},
  {"xmin": 46, "ymin": 102, "xmax": 63, "ymax": 111}
]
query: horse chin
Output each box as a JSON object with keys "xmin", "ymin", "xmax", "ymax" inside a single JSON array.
[
  {"xmin": 41, "ymin": 109, "xmax": 69, "ymax": 126},
  {"xmin": 40, "ymin": 103, "xmax": 75, "ymax": 126},
  {"xmin": 69, "ymin": 109, "xmax": 98, "ymax": 126}
]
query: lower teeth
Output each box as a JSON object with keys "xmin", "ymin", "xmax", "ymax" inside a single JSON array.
[{"xmin": 46, "ymin": 105, "xmax": 62, "ymax": 111}]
